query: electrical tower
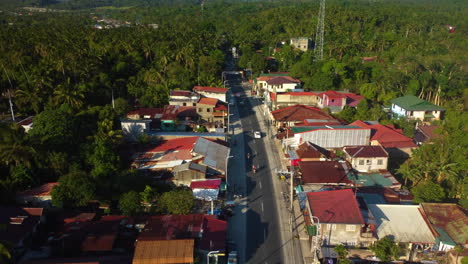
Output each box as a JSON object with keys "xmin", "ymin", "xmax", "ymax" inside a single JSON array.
[{"xmin": 314, "ymin": 0, "xmax": 325, "ymax": 61}]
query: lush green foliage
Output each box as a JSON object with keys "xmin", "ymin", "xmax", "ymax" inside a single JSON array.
[
  {"xmin": 119, "ymin": 190, "xmax": 143, "ymax": 216},
  {"xmin": 51, "ymin": 170, "xmax": 95, "ymax": 207},
  {"xmin": 370, "ymin": 236, "xmax": 401, "ymax": 262},
  {"xmin": 158, "ymin": 188, "xmax": 194, "ymax": 215},
  {"xmin": 334, "ymin": 244, "xmax": 351, "ymax": 264}
]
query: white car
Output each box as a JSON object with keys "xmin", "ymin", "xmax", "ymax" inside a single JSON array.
[{"xmin": 254, "ymin": 131, "xmax": 261, "ymax": 139}]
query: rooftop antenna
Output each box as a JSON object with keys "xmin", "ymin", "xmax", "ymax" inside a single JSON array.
[{"xmin": 314, "ymin": 0, "xmax": 325, "ymax": 61}]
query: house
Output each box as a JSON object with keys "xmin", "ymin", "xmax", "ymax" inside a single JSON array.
[
  {"xmin": 290, "ymin": 37, "xmax": 311, "ymax": 51},
  {"xmin": 390, "ymin": 95, "xmax": 445, "ymax": 122},
  {"xmin": 17, "ymin": 116, "xmax": 34, "ymax": 132},
  {"xmin": 317, "ymin": 90, "xmax": 365, "ymax": 113},
  {"xmin": 196, "ymin": 97, "xmax": 228, "ymax": 132},
  {"xmin": 193, "ymin": 86, "xmax": 228, "ymax": 102},
  {"xmin": 368, "ymin": 204, "xmax": 435, "ymax": 250},
  {"xmin": 132, "ymin": 137, "xmax": 199, "ymax": 171},
  {"xmin": 132, "ymin": 137, "xmax": 230, "ymax": 177},
  {"xmin": 192, "ymin": 137, "xmax": 230, "ymax": 175},
  {"xmin": 254, "ymin": 72, "xmax": 290, "ymax": 95},
  {"xmin": 420, "ymin": 203, "xmax": 468, "ymax": 251},
  {"xmin": 16, "ymin": 182, "xmax": 59, "ymax": 207},
  {"xmin": 287, "ymin": 125, "xmax": 371, "ymax": 149},
  {"xmin": 290, "ymin": 141, "xmax": 332, "ymax": 163},
  {"xmin": 343, "ymin": 145, "xmax": 388, "ymax": 172},
  {"xmin": 298, "ymin": 161, "xmax": 354, "ymax": 191},
  {"xmin": 133, "ymin": 239, "xmax": 194, "ymax": 264},
  {"xmin": 173, "ymin": 162, "xmax": 208, "ymax": 187},
  {"xmin": 0, "ymin": 207, "xmax": 44, "ymax": 259},
  {"xmin": 169, "ymin": 90, "xmax": 200, "ymax": 107},
  {"xmin": 350, "ymin": 170, "xmax": 401, "ymax": 189},
  {"xmin": 133, "ymin": 214, "xmax": 227, "ymax": 263},
  {"xmin": 414, "ymin": 125, "xmax": 441, "ymax": 145},
  {"xmin": 350, "ymin": 120, "xmax": 417, "ymax": 157},
  {"xmin": 126, "ymin": 108, "xmax": 164, "ymax": 120},
  {"xmin": 161, "ymin": 105, "xmax": 198, "ymax": 132},
  {"xmin": 271, "ymin": 104, "xmax": 338, "ymax": 129},
  {"xmin": 269, "ymin": 92, "xmax": 318, "ymax": 111},
  {"xmin": 305, "ymin": 189, "xmax": 375, "ymax": 247}
]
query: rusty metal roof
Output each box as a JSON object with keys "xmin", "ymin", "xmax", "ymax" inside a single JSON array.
[
  {"xmin": 421, "ymin": 203, "xmax": 468, "ymax": 245},
  {"xmin": 132, "ymin": 239, "xmax": 194, "ymax": 264}
]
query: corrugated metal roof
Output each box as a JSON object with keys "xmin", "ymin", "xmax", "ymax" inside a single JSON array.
[
  {"xmin": 192, "ymin": 137, "xmax": 230, "ymax": 172},
  {"xmin": 390, "ymin": 95, "xmax": 444, "ymax": 111},
  {"xmin": 368, "ymin": 204, "xmax": 435, "ymax": 243},
  {"xmin": 421, "ymin": 203, "xmax": 468, "ymax": 245},
  {"xmin": 132, "ymin": 239, "xmax": 194, "ymax": 264}
]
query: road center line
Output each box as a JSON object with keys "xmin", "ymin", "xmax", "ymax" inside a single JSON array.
[
  {"xmin": 259, "ymin": 181, "xmax": 262, "ymax": 189},
  {"xmin": 261, "ymin": 202, "xmax": 264, "ymax": 212}
]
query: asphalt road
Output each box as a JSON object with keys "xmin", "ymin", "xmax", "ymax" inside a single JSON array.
[{"xmin": 226, "ymin": 73, "xmax": 284, "ymax": 264}]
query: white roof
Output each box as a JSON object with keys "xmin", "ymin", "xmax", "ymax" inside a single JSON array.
[{"xmin": 368, "ymin": 204, "xmax": 435, "ymax": 243}]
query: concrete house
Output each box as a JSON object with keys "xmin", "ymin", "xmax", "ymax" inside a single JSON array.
[
  {"xmin": 169, "ymin": 90, "xmax": 200, "ymax": 107},
  {"xmin": 193, "ymin": 86, "xmax": 228, "ymax": 103},
  {"xmin": 317, "ymin": 91, "xmax": 364, "ymax": 113},
  {"xmin": 290, "ymin": 37, "xmax": 311, "ymax": 51},
  {"xmin": 305, "ymin": 189, "xmax": 374, "ymax": 248},
  {"xmin": 196, "ymin": 97, "xmax": 228, "ymax": 132},
  {"xmin": 271, "ymin": 104, "xmax": 339, "ymax": 129},
  {"xmin": 390, "ymin": 95, "xmax": 445, "ymax": 122},
  {"xmin": 270, "ymin": 92, "xmax": 318, "ymax": 111},
  {"xmin": 343, "ymin": 145, "xmax": 388, "ymax": 172}
]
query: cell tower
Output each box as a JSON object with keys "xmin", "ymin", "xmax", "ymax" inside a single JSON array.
[{"xmin": 314, "ymin": 0, "xmax": 325, "ymax": 61}]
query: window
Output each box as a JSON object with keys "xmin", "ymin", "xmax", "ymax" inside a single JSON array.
[
  {"xmin": 346, "ymin": 225, "xmax": 356, "ymax": 232},
  {"xmin": 366, "ymin": 160, "xmax": 371, "ymax": 165},
  {"xmin": 207, "ymin": 108, "xmax": 211, "ymax": 112},
  {"xmin": 332, "ymin": 224, "xmax": 337, "ymax": 230},
  {"xmin": 183, "ymin": 103, "xmax": 186, "ymax": 106},
  {"xmin": 410, "ymin": 111, "xmax": 414, "ymax": 116},
  {"xmin": 377, "ymin": 159, "xmax": 383, "ymax": 165},
  {"xmin": 359, "ymin": 160, "xmax": 364, "ymax": 165},
  {"xmin": 331, "ymin": 99, "xmax": 335, "ymax": 102},
  {"xmin": 193, "ymin": 103, "xmax": 196, "ymax": 106},
  {"xmin": 198, "ymin": 108, "xmax": 202, "ymax": 112}
]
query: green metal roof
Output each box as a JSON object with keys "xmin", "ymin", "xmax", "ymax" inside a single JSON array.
[
  {"xmin": 434, "ymin": 226, "xmax": 457, "ymax": 246},
  {"xmin": 390, "ymin": 95, "xmax": 445, "ymax": 111},
  {"xmin": 291, "ymin": 125, "xmax": 362, "ymax": 134}
]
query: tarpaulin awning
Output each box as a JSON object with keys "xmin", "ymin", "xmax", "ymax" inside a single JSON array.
[
  {"xmin": 193, "ymin": 189, "xmax": 219, "ymax": 201},
  {"xmin": 190, "ymin": 179, "xmax": 221, "ymax": 189}
]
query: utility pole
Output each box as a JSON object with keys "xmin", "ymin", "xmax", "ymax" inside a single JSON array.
[
  {"xmin": 314, "ymin": 0, "xmax": 325, "ymax": 61},
  {"xmin": 1, "ymin": 63, "xmax": 15, "ymax": 121}
]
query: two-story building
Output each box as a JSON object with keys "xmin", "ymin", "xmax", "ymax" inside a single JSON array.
[
  {"xmin": 193, "ymin": 86, "xmax": 228, "ymax": 103},
  {"xmin": 269, "ymin": 92, "xmax": 318, "ymax": 111},
  {"xmin": 390, "ymin": 95, "xmax": 445, "ymax": 122},
  {"xmin": 196, "ymin": 98, "xmax": 228, "ymax": 132},
  {"xmin": 290, "ymin": 37, "xmax": 311, "ymax": 51},
  {"xmin": 317, "ymin": 91, "xmax": 364, "ymax": 113},
  {"xmin": 169, "ymin": 90, "xmax": 200, "ymax": 107},
  {"xmin": 305, "ymin": 189, "xmax": 375, "ymax": 248},
  {"xmin": 343, "ymin": 145, "xmax": 389, "ymax": 172}
]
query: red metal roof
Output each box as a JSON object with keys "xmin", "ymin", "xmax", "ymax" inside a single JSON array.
[
  {"xmin": 272, "ymin": 104, "xmax": 337, "ymax": 122},
  {"xmin": 138, "ymin": 214, "xmax": 204, "ymax": 241},
  {"xmin": 282, "ymin": 92, "xmax": 318, "ymax": 96},
  {"xmin": 17, "ymin": 116, "xmax": 34, "ymax": 126},
  {"xmin": 171, "ymin": 90, "xmax": 192, "ymax": 97},
  {"xmin": 18, "ymin": 182, "xmax": 58, "ymax": 197},
  {"xmin": 193, "ymin": 86, "xmax": 227, "ymax": 94},
  {"xmin": 319, "ymin": 90, "xmax": 347, "ymax": 99},
  {"xmin": 295, "ymin": 142, "xmax": 330, "ymax": 159},
  {"xmin": 190, "ymin": 179, "xmax": 221, "ymax": 189},
  {"xmin": 416, "ymin": 125, "xmax": 441, "ymax": 141},
  {"xmin": 161, "ymin": 105, "xmax": 197, "ymax": 120},
  {"xmin": 307, "ymin": 189, "xmax": 365, "ymax": 224},
  {"xmin": 299, "ymin": 161, "xmax": 353, "ymax": 185},
  {"xmin": 127, "ymin": 108, "xmax": 163, "ymax": 118},
  {"xmin": 64, "ymin": 213, "xmax": 96, "ymax": 224},
  {"xmin": 344, "ymin": 145, "xmax": 388, "ymax": 158},
  {"xmin": 199, "ymin": 216, "xmax": 227, "ymax": 251},
  {"xmin": 269, "ymin": 92, "xmax": 276, "ymax": 101},
  {"xmin": 266, "ymin": 76, "xmax": 300, "ymax": 85},
  {"xmin": 214, "ymin": 103, "xmax": 228, "ymax": 111},
  {"xmin": 0, "ymin": 207, "xmax": 43, "ymax": 245},
  {"xmin": 198, "ymin": 97, "xmax": 218, "ymax": 106},
  {"xmin": 145, "ymin": 137, "xmax": 198, "ymax": 153},
  {"xmin": 350, "ymin": 120, "xmax": 417, "ymax": 148}
]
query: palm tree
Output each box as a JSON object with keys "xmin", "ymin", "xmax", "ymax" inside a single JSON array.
[
  {"xmin": 52, "ymin": 78, "xmax": 84, "ymax": 109},
  {"xmin": 0, "ymin": 242, "xmax": 12, "ymax": 264}
]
